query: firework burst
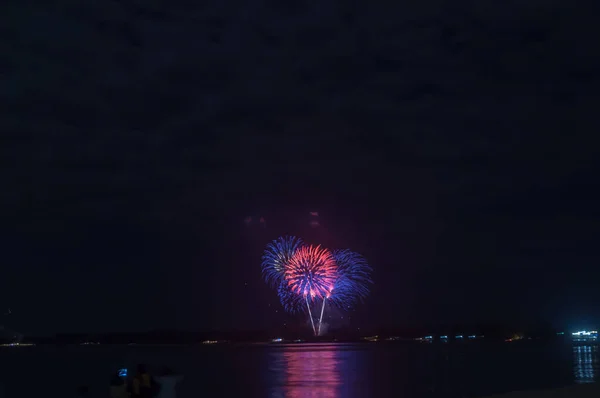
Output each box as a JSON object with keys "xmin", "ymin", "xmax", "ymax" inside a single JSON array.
[
  {"xmin": 329, "ymin": 249, "xmax": 373, "ymax": 309},
  {"xmin": 261, "ymin": 237, "xmax": 372, "ymax": 336},
  {"xmin": 284, "ymin": 245, "xmax": 337, "ymax": 301}
]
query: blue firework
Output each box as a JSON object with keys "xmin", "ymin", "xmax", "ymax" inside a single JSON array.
[
  {"xmin": 329, "ymin": 249, "xmax": 373, "ymax": 309},
  {"xmin": 261, "ymin": 236, "xmax": 304, "ymax": 288},
  {"xmin": 277, "ymin": 281, "xmax": 305, "ymax": 313}
]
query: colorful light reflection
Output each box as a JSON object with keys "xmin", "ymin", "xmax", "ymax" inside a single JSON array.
[{"xmin": 278, "ymin": 346, "xmax": 341, "ymax": 398}]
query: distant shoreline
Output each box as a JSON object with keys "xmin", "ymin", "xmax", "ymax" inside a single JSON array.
[
  {"xmin": 1, "ymin": 338, "xmax": 596, "ymax": 348},
  {"xmin": 2, "ymin": 330, "xmax": 595, "ymax": 347}
]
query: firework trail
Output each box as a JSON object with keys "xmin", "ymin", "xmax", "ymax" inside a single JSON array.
[
  {"xmin": 277, "ymin": 281, "xmax": 318, "ymax": 334},
  {"xmin": 261, "ymin": 236, "xmax": 304, "ymax": 288},
  {"xmin": 278, "ymin": 278, "xmax": 327, "ymax": 336},
  {"xmin": 305, "ymin": 295, "xmax": 317, "ymax": 335},
  {"xmin": 318, "ymin": 294, "xmax": 327, "ymax": 336}
]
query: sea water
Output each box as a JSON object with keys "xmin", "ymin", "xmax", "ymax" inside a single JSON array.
[{"xmin": 0, "ymin": 341, "xmax": 595, "ymax": 398}]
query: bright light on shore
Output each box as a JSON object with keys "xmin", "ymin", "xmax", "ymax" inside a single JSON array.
[{"xmin": 572, "ymin": 330, "xmax": 598, "ymax": 336}]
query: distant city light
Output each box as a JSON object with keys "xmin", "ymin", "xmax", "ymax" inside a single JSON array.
[
  {"xmin": 571, "ymin": 330, "xmax": 598, "ymax": 342},
  {"xmin": 572, "ymin": 330, "xmax": 598, "ymax": 336}
]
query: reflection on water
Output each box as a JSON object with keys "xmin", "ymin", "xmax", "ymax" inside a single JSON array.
[
  {"xmin": 270, "ymin": 345, "xmax": 342, "ymax": 398},
  {"xmin": 260, "ymin": 342, "xmax": 599, "ymax": 398},
  {"xmin": 573, "ymin": 345, "xmax": 598, "ymax": 384}
]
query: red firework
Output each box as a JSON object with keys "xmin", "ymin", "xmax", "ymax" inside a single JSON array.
[{"xmin": 284, "ymin": 245, "xmax": 337, "ymax": 301}]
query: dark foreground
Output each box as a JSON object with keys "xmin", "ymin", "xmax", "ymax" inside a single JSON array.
[{"xmin": 0, "ymin": 342, "xmax": 596, "ymax": 398}]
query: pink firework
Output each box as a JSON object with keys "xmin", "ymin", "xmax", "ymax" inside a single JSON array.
[{"xmin": 284, "ymin": 245, "xmax": 337, "ymax": 301}]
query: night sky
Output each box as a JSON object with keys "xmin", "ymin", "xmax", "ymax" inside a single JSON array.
[{"xmin": 2, "ymin": 2, "xmax": 599, "ymax": 336}]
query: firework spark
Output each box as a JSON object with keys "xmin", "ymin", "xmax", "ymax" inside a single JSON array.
[
  {"xmin": 261, "ymin": 236, "xmax": 304, "ymax": 288},
  {"xmin": 277, "ymin": 281, "xmax": 304, "ymax": 313}
]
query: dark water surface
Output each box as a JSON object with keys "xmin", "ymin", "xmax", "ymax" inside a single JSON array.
[{"xmin": 0, "ymin": 342, "xmax": 597, "ymax": 397}]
